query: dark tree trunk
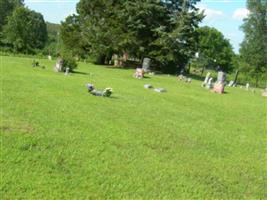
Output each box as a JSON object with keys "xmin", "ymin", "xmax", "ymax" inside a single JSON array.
[
  {"xmin": 256, "ymin": 76, "xmax": 259, "ymax": 88},
  {"xmin": 233, "ymin": 70, "xmax": 239, "ymax": 84}
]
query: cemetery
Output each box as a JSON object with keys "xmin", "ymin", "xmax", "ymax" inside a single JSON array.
[
  {"xmin": 0, "ymin": 0, "xmax": 266, "ymax": 199},
  {"xmin": 1, "ymin": 55, "xmax": 266, "ymax": 199}
]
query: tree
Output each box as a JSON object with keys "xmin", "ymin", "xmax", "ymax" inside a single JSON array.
[
  {"xmin": 194, "ymin": 26, "xmax": 235, "ymax": 73},
  {"xmin": 0, "ymin": 0, "xmax": 23, "ymax": 31},
  {"xmin": 60, "ymin": 15, "xmax": 90, "ymax": 58},
  {"xmin": 240, "ymin": 0, "xmax": 267, "ymax": 87},
  {"xmin": 151, "ymin": 0, "xmax": 203, "ymax": 73},
  {"xmin": 71, "ymin": 0, "xmax": 202, "ymax": 70},
  {"xmin": 76, "ymin": 0, "xmax": 125, "ymax": 64},
  {"xmin": 42, "ymin": 22, "xmax": 61, "ymax": 56},
  {"xmin": 3, "ymin": 6, "xmax": 47, "ymax": 53}
]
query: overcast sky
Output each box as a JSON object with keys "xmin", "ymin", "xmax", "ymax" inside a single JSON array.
[{"xmin": 25, "ymin": 0, "xmax": 248, "ymax": 53}]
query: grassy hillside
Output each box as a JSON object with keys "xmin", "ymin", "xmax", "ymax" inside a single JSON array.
[{"xmin": 1, "ymin": 56, "xmax": 266, "ymax": 199}]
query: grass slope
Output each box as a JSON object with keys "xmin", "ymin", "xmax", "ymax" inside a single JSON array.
[{"xmin": 1, "ymin": 56, "xmax": 266, "ymax": 199}]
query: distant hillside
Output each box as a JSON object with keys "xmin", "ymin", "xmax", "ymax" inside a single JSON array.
[{"xmin": 46, "ymin": 22, "xmax": 60, "ymax": 37}]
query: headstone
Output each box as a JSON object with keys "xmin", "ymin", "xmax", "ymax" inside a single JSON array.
[
  {"xmin": 261, "ymin": 88, "xmax": 267, "ymax": 97},
  {"xmin": 142, "ymin": 58, "xmax": 151, "ymax": 72},
  {"xmin": 48, "ymin": 55, "xmax": 52, "ymax": 60},
  {"xmin": 206, "ymin": 78, "xmax": 213, "ymax": 89},
  {"xmin": 202, "ymin": 72, "xmax": 211, "ymax": 87},
  {"xmin": 123, "ymin": 53, "xmax": 128, "ymax": 61},
  {"xmin": 154, "ymin": 88, "xmax": 166, "ymax": 93},
  {"xmin": 113, "ymin": 54, "xmax": 119, "ymax": 67},
  {"xmin": 213, "ymin": 71, "xmax": 226, "ymax": 94},
  {"xmin": 228, "ymin": 80, "xmax": 235, "ymax": 87},
  {"xmin": 65, "ymin": 67, "xmax": 70, "ymax": 76},
  {"xmin": 213, "ymin": 83, "xmax": 224, "ymax": 94},
  {"xmin": 217, "ymin": 71, "xmax": 226, "ymax": 84},
  {"xmin": 246, "ymin": 83, "xmax": 250, "ymax": 90},
  {"xmin": 55, "ymin": 58, "xmax": 63, "ymax": 72},
  {"xmin": 144, "ymin": 84, "xmax": 153, "ymax": 89},
  {"xmin": 134, "ymin": 68, "xmax": 145, "ymax": 79}
]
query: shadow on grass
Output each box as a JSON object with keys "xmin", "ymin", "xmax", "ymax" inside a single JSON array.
[
  {"xmin": 187, "ymin": 73, "xmax": 204, "ymax": 81},
  {"xmin": 104, "ymin": 66, "xmax": 135, "ymax": 71},
  {"xmin": 72, "ymin": 71, "xmax": 91, "ymax": 76}
]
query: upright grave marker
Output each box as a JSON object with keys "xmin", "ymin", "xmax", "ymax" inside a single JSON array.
[
  {"xmin": 142, "ymin": 58, "xmax": 151, "ymax": 72},
  {"xmin": 213, "ymin": 71, "xmax": 226, "ymax": 94}
]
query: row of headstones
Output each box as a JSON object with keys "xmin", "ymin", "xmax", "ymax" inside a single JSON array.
[
  {"xmin": 202, "ymin": 72, "xmax": 267, "ymax": 97},
  {"xmin": 202, "ymin": 71, "xmax": 226, "ymax": 93}
]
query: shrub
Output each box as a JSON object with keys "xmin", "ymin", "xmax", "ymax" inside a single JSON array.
[{"xmin": 61, "ymin": 54, "xmax": 78, "ymax": 72}]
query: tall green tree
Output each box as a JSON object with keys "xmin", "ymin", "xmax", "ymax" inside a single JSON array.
[
  {"xmin": 3, "ymin": 6, "xmax": 47, "ymax": 53},
  {"xmin": 60, "ymin": 15, "xmax": 90, "ymax": 58},
  {"xmin": 151, "ymin": 0, "xmax": 203, "ymax": 73},
  {"xmin": 70, "ymin": 0, "xmax": 202, "ymax": 70},
  {"xmin": 0, "ymin": 0, "xmax": 23, "ymax": 31},
  {"xmin": 193, "ymin": 26, "xmax": 234, "ymax": 73},
  {"xmin": 240, "ymin": 0, "xmax": 267, "ymax": 86},
  {"xmin": 76, "ymin": 0, "xmax": 124, "ymax": 63}
]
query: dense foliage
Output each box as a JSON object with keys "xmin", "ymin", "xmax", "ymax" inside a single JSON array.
[
  {"xmin": 0, "ymin": 0, "xmax": 23, "ymax": 31},
  {"xmin": 42, "ymin": 22, "xmax": 61, "ymax": 56},
  {"xmin": 62, "ymin": 0, "xmax": 203, "ymax": 72},
  {"xmin": 2, "ymin": 6, "xmax": 47, "ymax": 53},
  {"xmin": 192, "ymin": 26, "xmax": 235, "ymax": 73},
  {"xmin": 61, "ymin": 53, "xmax": 78, "ymax": 72},
  {"xmin": 240, "ymin": 0, "xmax": 267, "ymax": 86}
]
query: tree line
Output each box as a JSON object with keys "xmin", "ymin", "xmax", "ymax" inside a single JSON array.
[{"xmin": 0, "ymin": 0, "xmax": 266, "ymax": 86}]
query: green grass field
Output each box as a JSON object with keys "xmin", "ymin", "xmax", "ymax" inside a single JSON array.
[{"xmin": 1, "ymin": 56, "xmax": 266, "ymax": 199}]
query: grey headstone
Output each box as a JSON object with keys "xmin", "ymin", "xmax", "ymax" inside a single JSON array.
[
  {"xmin": 65, "ymin": 67, "xmax": 70, "ymax": 75},
  {"xmin": 142, "ymin": 58, "xmax": 151, "ymax": 72},
  {"xmin": 217, "ymin": 71, "xmax": 226, "ymax": 84},
  {"xmin": 228, "ymin": 80, "xmax": 235, "ymax": 87},
  {"xmin": 144, "ymin": 84, "xmax": 153, "ymax": 89},
  {"xmin": 154, "ymin": 88, "xmax": 166, "ymax": 93},
  {"xmin": 55, "ymin": 58, "xmax": 63, "ymax": 72}
]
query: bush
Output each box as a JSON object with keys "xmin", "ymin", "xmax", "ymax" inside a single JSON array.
[{"xmin": 61, "ymin": 54, "xmax": 78, "ymax": 72}]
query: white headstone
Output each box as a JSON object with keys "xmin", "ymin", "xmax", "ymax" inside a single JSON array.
[
  {"xmin": 65, "ymin": 67, "xmax": 70, "ymax": 76},
  {"xmin": 202, "ymin": 72, "xmax": 211, "ymax": 87},
  {"xmin": 246, "ymin": 83, "xmax": 250, "ymax": 90}
]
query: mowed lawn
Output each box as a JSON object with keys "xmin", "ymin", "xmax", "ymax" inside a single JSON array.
[{"xmin": 0, "ymin": 55, "xmax": 266, "ymax": 199}]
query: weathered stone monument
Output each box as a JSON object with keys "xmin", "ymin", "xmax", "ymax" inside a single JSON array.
[
  {"xmin": 246, "ymin": 83, "xmax": 250, "ymax": 90},
  {"xmin": 134, "ymin": 68, "xmax": 145, "ymax": 79},
  {"xmin": 144, "ymin": 84, "xmax": 153, "ymax": 89},
  {"xmin": 202, "ymin": 72, "xmax": 211, "ymax": 87},
  {"xmin": 123, "ymin": 53, "xmax": 129, "ymax": 62},
  {"xmin": 113, "ymin": 54, "xmax": 119, "ymax": 67},
  {"xmin": 228, "ymin": 80, "xmax": 235, "ymax": 87},
  {"xmin": 154, "ymin": 88, "xmax": 166, "ymax": 93},
  {"xmin": 206, "ymin": 78, "xmax": 213, "ymax": 89},
  {"xmin": 86, "ymin": 83, "xmax": 112, "ymax": 97},
  {"xmin": 48, "ymin": 55, "xmax": 52, "ymax": 60},
  {"xmin": 213, "ymin": 71, "xmax": 226, "ymax": 94},
  {"xmin": 65, "ymin": 67, "xmax": 70, "ymax": 76},
  {"xmin": 142, "ymin": 58, "xmax": 151, "ymax": 72},
  {"xmin": 54, "ymin": 58, "xmax": 63, "ymax": 72}
]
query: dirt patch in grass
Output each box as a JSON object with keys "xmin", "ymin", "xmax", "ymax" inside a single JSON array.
[{"xmin": 0, "ymin": 119, "xmax": 35, "ymax": 134}]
